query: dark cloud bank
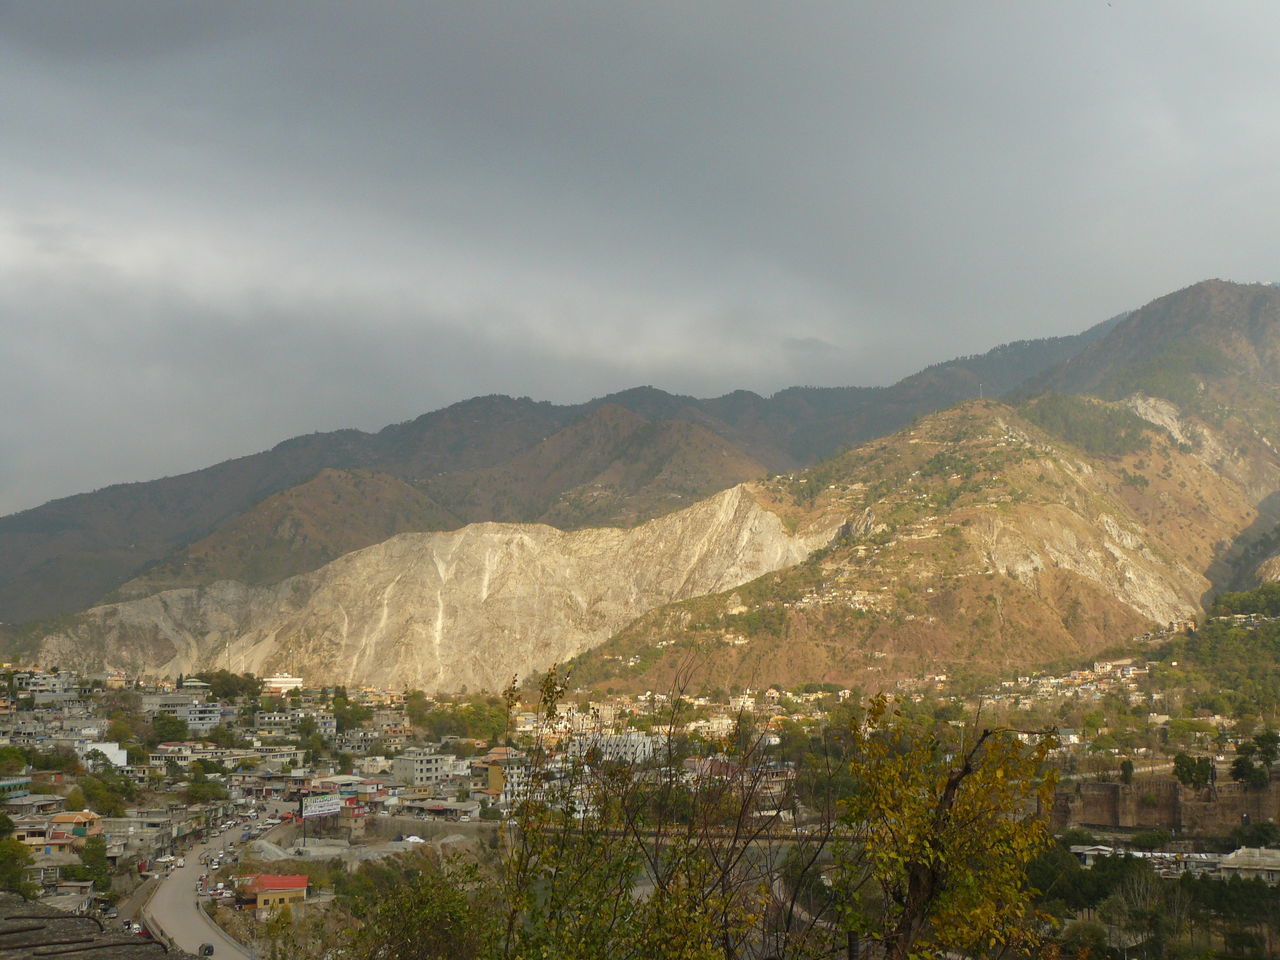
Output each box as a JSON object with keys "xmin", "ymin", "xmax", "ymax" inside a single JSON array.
[{"xmin": 3, "ymin": 2, "xmax": 1280, "ymax": 514}]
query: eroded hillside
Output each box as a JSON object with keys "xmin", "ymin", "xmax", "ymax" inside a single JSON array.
[
  {"xmin": 568, "ymin": 398, "xmax": 1273, "ymax": 695},
  {"xmin": 30, "ymin": 486, "xmax": 842, "ymax": 692}
]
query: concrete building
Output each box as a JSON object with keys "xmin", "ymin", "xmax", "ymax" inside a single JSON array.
[
  {"xmin": 1218, "ymin": 847, "xmax": 1280, "ymax": 884},
  {"xmin": 391, "ymin": 749, "xmax": 465, "ymax": 789}
]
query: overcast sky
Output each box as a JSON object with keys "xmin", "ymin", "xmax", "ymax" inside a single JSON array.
[{"xmin": 4, "ymin": 2, "xmax": 1280, "ymax": 516}]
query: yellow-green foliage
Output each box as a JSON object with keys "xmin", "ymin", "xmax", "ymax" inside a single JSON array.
[{"xmin": 835, "ymin": 695, "xmax": 1058, "ymax": 960}]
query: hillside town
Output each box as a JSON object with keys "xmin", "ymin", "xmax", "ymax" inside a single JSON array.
[{"xmin": 2, "ymin": 609, "xmax": 1279, "ymax": 931}]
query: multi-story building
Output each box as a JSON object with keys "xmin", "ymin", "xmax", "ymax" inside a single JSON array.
[
  {"xmin": 182, "ymin": 700, "xmax": 223, "ymax": 734},
  {"xmin": 473, "ymin": 746, "xmax": 530, "ymax": 807},
  {"xmin": 254, "ymin": 711, "xmax": 297, "ymax": 737},
  {"xmin": 142, "ymin": 694, "xmax": 225, "ymax": 734},
  {"xmin": 254, "ymin": 709, "xmax": 336, "ymax": 738},
  {"xmin": 15, "ymin": 671, "xmax": 78, "ymax": 696},
  {"xmin": 334, "ymin": 729, "xmax": 381, "ymax": 754},
  {"xmin": 565, "ymin": 731, "xmax": 660, "ymax": 765},
  {"xmin": 0, "ymin": 715, "xmax": 51, "ymax": 747},
  {"xmin": 391, "ymin": 748, "xmax": 467, "ymax": 789},
  {"xmin": 303, "ymin": 710, "xmax": 336, "ymax": 737}
]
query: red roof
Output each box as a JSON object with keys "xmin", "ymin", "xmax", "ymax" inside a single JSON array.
[{"xmin": 244, "ymin": 874, "xmax": 308, "ymax": 893}]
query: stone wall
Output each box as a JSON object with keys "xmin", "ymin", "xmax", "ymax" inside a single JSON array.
[{"xmin": 1053, "ymin": 776, "xmax": 1280, "ymax": 834}]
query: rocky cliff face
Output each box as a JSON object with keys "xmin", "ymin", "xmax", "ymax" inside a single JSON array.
[
  {"xmin": 569, "ymin": 400, "xmax": 1270, "ymax": 694},
  {"xmin": 34, "ymin": 486, "xmax": 839, "ymax": 691}
]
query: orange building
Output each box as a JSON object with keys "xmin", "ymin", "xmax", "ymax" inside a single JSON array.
[{"xmin": 236, "ymin": 874, "xmax": 308, "ymax": 911}]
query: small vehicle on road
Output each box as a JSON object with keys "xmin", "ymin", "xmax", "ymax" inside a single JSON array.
[{"xmin": 198, "ymin": 944, "xmax": 215, "ymax": 955}]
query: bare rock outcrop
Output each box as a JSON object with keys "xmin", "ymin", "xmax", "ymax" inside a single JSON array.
[{"xmin": 36, "ymin": 486, "xmax": 837, "ymax": 691}]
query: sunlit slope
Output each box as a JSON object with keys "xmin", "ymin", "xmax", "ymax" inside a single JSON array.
[{"xmin": 568, "ymin": 398, "xmax": 1267, "ymax": 693}]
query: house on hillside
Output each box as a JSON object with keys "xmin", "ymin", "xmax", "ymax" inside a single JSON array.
[
  {"xmin": 49, "ymin": 810, "xmax": 102, "ymax": 850},
  {"xmin": 234, "ymin": 874, "xmax": 308, "ymax": 916}
]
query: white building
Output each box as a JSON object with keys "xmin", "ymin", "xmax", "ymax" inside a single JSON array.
[
  {"xmin": 74, "ymin": 741, "xmax": 128, "ymax": 768},
  {"xmin": 391, "ymin": 749, "xmax": 467, "ymax": 788},
  {"xmin": 566, "ymin": 731, "xmax": 660, "ymax": 765},
  {"xmin": 1218, "ymin": 847, "xmax": 1280, "ymax": 884}
]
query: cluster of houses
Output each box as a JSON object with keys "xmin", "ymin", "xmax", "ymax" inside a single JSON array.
[
  {"xmin": 14, "ymin": 652, "xmax": 1280, "ymax": 916},
  {"xmin": 3, "ymin": 775, "xmax": 244, "ymax": 904},
  {"xmin": 0, "ymin": 662, "xmax": 817, "ymax": 907},
  {"xmin": 1071, "ymin": 844, "xmax": 1280, "ymax": 884}
]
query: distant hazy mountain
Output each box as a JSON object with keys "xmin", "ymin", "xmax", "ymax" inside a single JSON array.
[
  {"xmin": 0, "ymin": 317, "xmax": 1114, "ymax": 623},
  {"xmin": 33, "ymin": 486, "xmax": 841, "ymax": 692},
  {"xmin": 18, "ymin": 279, "xmax": 1280, "ymax": 692}
]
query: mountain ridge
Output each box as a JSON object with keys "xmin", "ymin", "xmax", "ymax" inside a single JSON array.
[
  {"xmin": 567, "ymin": 395, "xmax": 1268, "ymax": 695},
  {"xmin": 31, "ymin": 485, "xmax": 842, "ymax": 692},
  {"xmin": 0, "ymin": 313, "xmax": 1119, "ymax": 623}
]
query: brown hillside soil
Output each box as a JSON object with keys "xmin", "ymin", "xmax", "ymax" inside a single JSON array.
[
  {"xmin": 569, "ymin": 399, "xmax": 1265, "ymax": 694},
  {"xmin": 116, "ymin": 469, "xmax": 459, "ymax": 596},
  {"xmin": 427, "ymin": 405, "xmax": 770, "ymax": 529}
]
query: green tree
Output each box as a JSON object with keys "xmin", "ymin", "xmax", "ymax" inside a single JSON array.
[
  {"xmin": 0, "ymin": 814, "xmax": 35, "ymax": 898},
  {"xmin": 1130, "ymin": 829, "xmax": 1172, "ymax": 852},
  {"xmin": 76, "ymin": 767, "xmax": 137, "ymax": 818},
  {"xmin": 833, "ymin": 695, "xmax": 1059, "ymax": 960},
  {"xmin": 0, "ymin": 747, "xmax": 25, "ymax": 776},
  {"xmin": 348, "ymin": 859, "xmax": 496, "ymax": 960},
  {"xmin": 1173, "ymin": 752, "xmax": 1212, "ymax": 789},
  {"xmin": 193, "ymin": 670, "xmax": 262, "ymax": 701},
  {"xmin": 336, "ymin": 676, "xmax": 1063, "ymax": 960},
  {"xmin": 203, "ymin": 724, "xmax": 239, "ymax": 748},
  {"xmin": 78, "ymin": 835, "xmax": 113, "ymax": 893},
  {"xmin": 0, "ymin": 837, "xmax": 35, "ymax": 899},
  {"xmin": 150, "ymin": 713, "xmax": 189, "ymax": 744},
  {"xmin": 1255, "ymin": 729, "xmax": 1280, "ymax": 767},
  {"xmin": 182, "ymin": 770, "xmax": 228, "ymax": 804},
  {"xmin": 404, "ymin": 689, "xmax": 431, "ymax": 727},
  {"xmin": 1232, "ymin": 742, "xmax": 1270, "ymax": 789}
]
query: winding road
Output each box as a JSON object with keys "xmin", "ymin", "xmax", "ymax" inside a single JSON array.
[
  {"xmin": 145, "ymin": 832, "xmax": 254, "ymax": 959},
  {"xmin": 143, "ymin": 804, "xmax": 293, "ymax": 959}
]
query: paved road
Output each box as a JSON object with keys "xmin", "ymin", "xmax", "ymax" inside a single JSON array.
[
  {"xmin": 146, "ymin": 831, "xmax": 255, "ymax": 959},
  {"xmin": 143, "ymin": 803, "xmax": 294, "ymax": 959},
  {"xmin": 116, "ymin": 874, "xmax": 157, "ymax": 926}
]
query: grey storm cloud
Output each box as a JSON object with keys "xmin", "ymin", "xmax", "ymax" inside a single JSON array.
[{"xmin": 4, "ymin": 1, "xmax": 1280, "ymax": 514}]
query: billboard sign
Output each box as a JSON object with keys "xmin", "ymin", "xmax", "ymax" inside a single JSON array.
[{"xmin": 301, "ymin": 793, "xmax": 342, "ymax": 818}]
